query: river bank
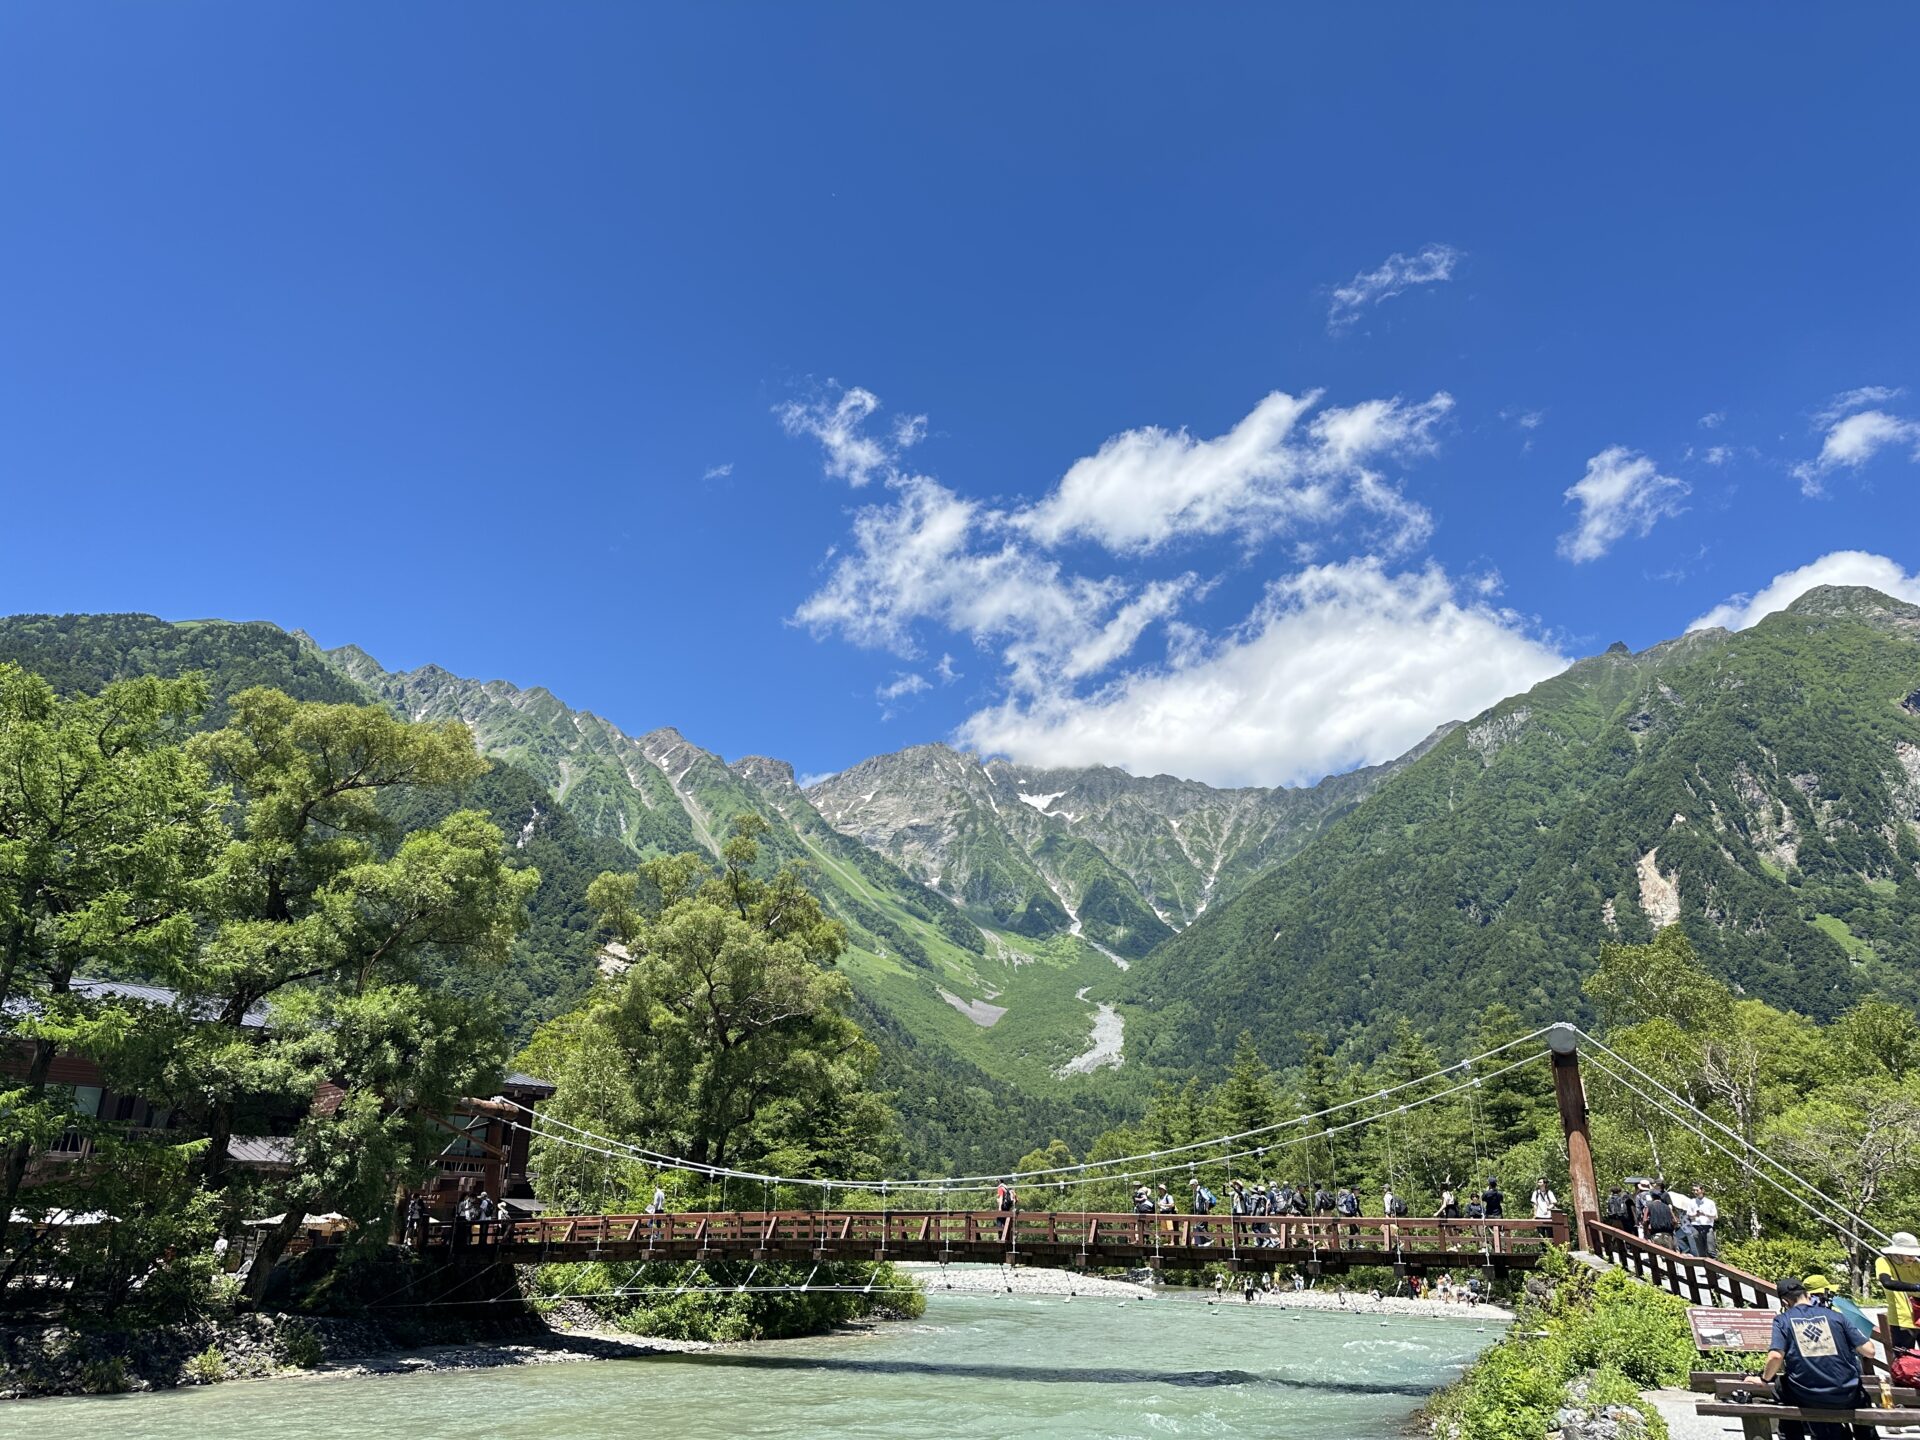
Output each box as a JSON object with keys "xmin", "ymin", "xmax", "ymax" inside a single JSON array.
[
  {"xmin": 905, "ymin": 1262, "xmax": 1513, "ymax": 1323},
  {"xmin": 0, "ymin": 1307, "xmax": 709, "ymax": 1400}
]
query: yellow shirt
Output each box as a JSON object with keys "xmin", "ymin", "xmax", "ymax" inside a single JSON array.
[{"xmin": 1876, "ymin": 1254, "xmax": 1920, "ymax": 1329}]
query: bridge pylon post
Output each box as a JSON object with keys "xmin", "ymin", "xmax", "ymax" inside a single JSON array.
[{"xmin": 1548, "ymin": 1024, "xmax": 1601, "ymax": 1251}]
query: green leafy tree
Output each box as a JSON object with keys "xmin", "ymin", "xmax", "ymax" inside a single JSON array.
[
  {"xmin": 140, "ymin": 690, "xmax": 537, "ymax": 1292},
  {"xmin": 0, "ymin": 665, "xmax": 222, "ymax": 1285},
  {"xmin": 527, "ymin": 814, "xmax": 895, "ymax": 1213}
]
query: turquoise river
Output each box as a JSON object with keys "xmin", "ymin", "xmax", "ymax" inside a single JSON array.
[{"xmin": 12, "ymin": 1292, "xmax": 1501, "ymax": 1438}]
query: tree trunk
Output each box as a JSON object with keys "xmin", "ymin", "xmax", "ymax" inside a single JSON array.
[
  {"xmin": 0, "ymin": 1036, "xmax": 61, "ymax": 1300},
  {"xmin": 241, "ymin": 1209, "xmax": 308, "ymax": 1305}
]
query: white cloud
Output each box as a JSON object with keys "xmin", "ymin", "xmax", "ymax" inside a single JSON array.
[
  {"xmin": 792, "ymin": 474, "xmax": 1179, "ymax": 696},
  {"xmin": 1793, "ymin": 410, "xmax": 1920, "ymax": 496},
  {"xmin": 776, "ymin": 385, "xmax": 920, "ymax": 487},
  {"xmin": 1014, "ymin": 390, "xmax": 1448, "ymax": 556},
  {"xmin": 875, "ymin": 671, "xmax": 931, "ymax": 718},
  {"xmin": 786, "ymin": 381, "xmax": 1557, "ymax": 786},
  {"xmin": 957, "ymin": 559, "xmax": 1568, "ymax": 787},
  {"xmin": 876, "ymin": 672, "xmax": 930, "ymax": 703},
  {"xmin": 1557, "ymin": 446, "xmax": 1690, "ymax": 563},
  {"xmin": 1702, "ymin": 446, "xmax": 1732, "ymax": 466},
  {"xmin": 702, "ymin": 461, "xmax": 734, "ymax": 481},
  {"xmin": 1815, "ymin": 386, "xmax": 1904, "ymax": 425},
  {"xmin": 1699, "ymin": 412, "xmax": 1725, "ymax": 430},
  {"xmin": 1689, "ymin": 550, "xmax": 1920, "ymax": 632},
  {"xmin": 1327, "ymin": 244, "xmax": 1461, "ymax": 332}
]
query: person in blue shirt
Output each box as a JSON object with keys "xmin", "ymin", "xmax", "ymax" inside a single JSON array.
[
  {"xmin": 1804, "ymin": 1273, "xmax": 1876, "ymax": 1348},
  {"xmin": 1759, "ymin": 1276, "xmax": 1877, "ymax": 1440}
]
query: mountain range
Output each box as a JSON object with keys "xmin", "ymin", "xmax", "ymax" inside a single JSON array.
[{"xmin": 3, "ymin": 585, "xmax": 1918, "ymax": 1161}]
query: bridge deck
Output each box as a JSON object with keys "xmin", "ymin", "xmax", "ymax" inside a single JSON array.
[{"xmin": 427, "ymin": 1210, "xmax": 1567, "ymax": 1272}]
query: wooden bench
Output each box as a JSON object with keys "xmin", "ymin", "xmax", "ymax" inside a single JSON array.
[
  {"xmin": 1689, "ymin": 1369, "xmax": 1920, "ymax": 1435},
  {"xmin": 1695, "ymin": 1398, "xmax": 1920, "ymax": 1436}
]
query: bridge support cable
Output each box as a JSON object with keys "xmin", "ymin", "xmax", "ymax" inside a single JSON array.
[
  {"xmin": 502, "ymin": 1049, "xmax": 1553, "ymax": 1206},
  {"xmin": 1580, "ymin": 1051, "xmax": 1889, "ymax": 1253},
  {"xmin": 494, "ymin": 1030, "xmax": 1559, "ymax": 1198},
  {"xmin": 1574, "ymin": 1029, "xmax": 1895, "ymax": 1247}
]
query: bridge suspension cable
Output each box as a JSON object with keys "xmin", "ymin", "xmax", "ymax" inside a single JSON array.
[
  {"xmin": 1579, "ymin": 1047, "xmax": 1893, "ymax": 1251},
  {"xmin": 505, "ymin": 1048, "xmax": 1551, "ymax": 1198},
  {"xmin": 497, "ymin": 1026, "xmax": 1557, "ymax": 1194}
]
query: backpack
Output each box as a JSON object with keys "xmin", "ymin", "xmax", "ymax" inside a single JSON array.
[
  {"xmin": 1891, "ymin": 1347, "xmax": 1920, "ymax": 1388},
  {"xmin": 1388, "ymin": 1195, "xmax": 1408, "ymax": 1217},
  {"xmin": 1337, "ymin": 1192, "xmax": 1359, "ymax": 1217},
  {"xmin": 1646, "ymin": 1197, "xmax": 1674, "ymax": 1232},
  {"xmin": 1197, "ymin": 1186, "xmax": 1217, "ymax": 1210},
  {"xmin": 1604, "ymin": 1193, "xmax": 1631, "ymax": 1222}
]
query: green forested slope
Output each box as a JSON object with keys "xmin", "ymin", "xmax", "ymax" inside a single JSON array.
[
  {"xmin": 1123, "ymin": 587, "xmax": 1920, "ymax": 1070},
  {"xmin": 0, "ymin": 613, "xmax": 1132, "ymax": 1163},
  {"xmin": 0, "ymin": 612, "xmax": 367, "ymax": 714}
]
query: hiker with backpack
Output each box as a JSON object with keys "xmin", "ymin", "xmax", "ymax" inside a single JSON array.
[
  {"xmin": 1602, "ymin": 1184, "xmax": 1632, "ymax": 1230},
  {"xmin": 1875, "ymin": 1231, "xmax": 1920, "ymax": 1360},
  {"xmin": 1643, "ymin": 1181, "xmax": 1678, "ymax": 1250},
  {"xmin": 997, "ymin": 1179, "xmax": 1017, "ymax": 1214},
  {"xmin": 1335, "ymin": 1185, "xmax": 1361, "ymax": 1248},
  {"xmin": 1189, "ymin": 1176, "xmax": 1217, "ymax": 1247}
]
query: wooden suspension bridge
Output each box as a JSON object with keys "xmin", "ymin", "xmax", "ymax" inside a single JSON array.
[
  {"xmin": 425, "ymin": 1209, "xmax": 1570, "ymax": 1274},
  {"xmin": 333, "ymin": 1027, "xmax": 1847, "ymax": 1306}
]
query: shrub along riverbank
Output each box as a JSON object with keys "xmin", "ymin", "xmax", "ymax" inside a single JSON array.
[
  {"xmin": 1423, "ymin": 1249, "xmax": 1736, "ymax": 1440},
  {"xmin": 528, "ymin": 1258, "xmax": 925, "ymax": 1342}
]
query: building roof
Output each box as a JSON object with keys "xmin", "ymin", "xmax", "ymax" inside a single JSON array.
[
  {"xmin": 66, "ymin": 978, "xmax": 271, "ymax": 1029},
  {"xmin": 226, "ymin": 1135, "xmax": 297, "ymax": 1166},
  {"xmin": 500, "ymin": 1071, "xmax": 556, "ymax": 1098}
]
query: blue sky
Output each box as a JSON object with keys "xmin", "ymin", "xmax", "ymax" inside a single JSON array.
[{"xmin": 4, "ymin": 5, "xmax": 1918, "ymax": 786}]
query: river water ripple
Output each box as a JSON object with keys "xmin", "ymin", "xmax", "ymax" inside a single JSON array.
[{"xmin": 13, "ymin": 1291, "xmax": 1500, "ymax": 1438}]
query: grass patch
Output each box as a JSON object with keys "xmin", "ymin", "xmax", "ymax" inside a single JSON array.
[
  {"xmin": 1425, "ymin": 1250, "xmax": 1712, "ymax": 1440},
  {"xmin": 1811, "ymin": 912, "xmax": 1876, "ymax": 961}
]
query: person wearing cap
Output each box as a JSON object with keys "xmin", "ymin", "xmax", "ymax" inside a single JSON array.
[
  {"xmin": 1759, "ymin": 1275, "xmax": 1876, "ymax": 1438},
  {"xmin": 1805, "ymin": 1273, "xmax": 1875, "ymax": 1348},
  {"xmin": 1876, "ymin": 1231, "xmax": 1920, "ymax": 1348}
]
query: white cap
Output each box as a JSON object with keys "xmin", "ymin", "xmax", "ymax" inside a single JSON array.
[{"xmin": 1888, "ymin": 1231, "xmax": 1920, "ymax": 1255}]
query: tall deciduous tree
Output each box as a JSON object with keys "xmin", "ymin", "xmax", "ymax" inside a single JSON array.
[
  {"xmin": 0, "ymin": 666, "xmax": 222, "ymax": 1284},
  {"xmin": 526, "ymin": 814, "xmax": 894, "ymax": 1211},
  {"xmin": 145, "ymin": 690, "xmax": 537, "ymax": 1290}
]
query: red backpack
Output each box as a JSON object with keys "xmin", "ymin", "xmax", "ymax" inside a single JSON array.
[{"xmin": 1891, "ymin": 1347, "xmax": 1920, "ymax": 1387}]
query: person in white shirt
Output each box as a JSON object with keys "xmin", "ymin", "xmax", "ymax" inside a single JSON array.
[
  {"xmin": 1531, "ymin": 1178, "xmax": 1557, "ymax": 1237},
  {"xmin": 1689, "ymin": 1184, "xmax": 1719, "ymax": 1258},
  {"xmin": 1672, "ymin": 1188, "xmax": 1698, "ymax": 1254}
]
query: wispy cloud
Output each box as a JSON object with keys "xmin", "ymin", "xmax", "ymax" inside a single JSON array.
[
  {"xmin": 702, "ymin": 461, "xmax": 734, "ymax": 481},
  {"xmin": 1557, "ymin": 447, "xmax": 1690, "ymax": 563},
  {"xmin": 776, "ymin": 384, "xmax": 919, "ymax": 487},
  {"xmin": 1793, "ymin": 388, "xmax": 1920, "ymax": 496},
  {"xmin": 875, "ymin": 670, "xmax": 931, "ymax": 718},
  {"xmin": 1815, "ymin": 386, "xmax": 1904, "ymax": 425},
  {"xmin": 1698, "ymin": 411, "xmax": 1725, "ymax": 430},
  {"xmin": 1691, "ymin": 550, "xmax": 1920, "ymax": 631},
  {"xmin": 1327, "ymin": 243, "xmax": 1461, "ymax": 333}
]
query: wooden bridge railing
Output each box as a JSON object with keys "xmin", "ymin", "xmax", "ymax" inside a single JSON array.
[
  {"xmin": 1587, "ymin": 1218, "xmax": 1778, "ymax": 1309},
  {"xmin": 417, "ymin": 1209, "xmax": 1567, "ymax": 1268}
]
